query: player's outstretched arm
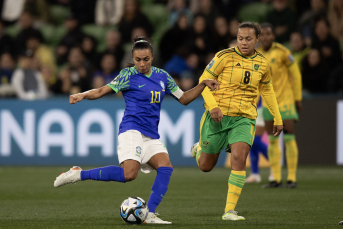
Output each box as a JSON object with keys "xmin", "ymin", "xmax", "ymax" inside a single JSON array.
[
  {"xmin": 178, "ymin": 79, "xmax": 220, "ymax": 106},
  {"xmin": 69, "ymin": 85, "xmax": 113, "ymax": 104}
]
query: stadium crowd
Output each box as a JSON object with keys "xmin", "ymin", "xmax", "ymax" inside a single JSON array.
[{"xmin": 0, "ymin": 0, "xmax": 342, "ymax": 100}]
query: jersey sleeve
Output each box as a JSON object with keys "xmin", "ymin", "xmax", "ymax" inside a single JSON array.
[
  {"xmin": 198, "ymin": 53, "xmax": 229, "ymax": 111},
  {"xmin": 107, "ymin": 69, "xmax": 130, "ymax": 93},
  {"xmin": 283, "ymin": 49, "xmax": 295, "ymax": 67},
  {"xmin": 202, "ymin": 53, "xmax": 228, "ymax": 78},
  {"xmin": 259, "ymin": 64, "xmax": 283, "ymax": 126},
  {"xmin": 166, "ymin": 73, "xmax": 184, "ymax": 99}
]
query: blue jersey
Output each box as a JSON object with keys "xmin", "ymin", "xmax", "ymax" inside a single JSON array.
[{"xmin": 107, "ymin": 66, "xmax": 181, "ymax": 139}]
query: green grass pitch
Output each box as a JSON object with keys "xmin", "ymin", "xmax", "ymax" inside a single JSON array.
[{"xmin": 0, "ymin": 166, "xmax": 342, "ymax": 228}]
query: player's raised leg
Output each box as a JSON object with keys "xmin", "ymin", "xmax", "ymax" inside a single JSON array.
[{"xmin": 145, "ymin": 152, "xmax": 173, "ymax": 224}]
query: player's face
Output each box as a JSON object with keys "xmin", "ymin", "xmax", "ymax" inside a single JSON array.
[
  {"xmin": 133, "ymin": 49, "xmax": 153, "ymax": 75},
  {"xmin": 260, "ymin": 27, "xmax": 275, "ymax": 49},
  {"xmin": 237, "ymin": 28, "xmax": 258, "ymax": 56}
]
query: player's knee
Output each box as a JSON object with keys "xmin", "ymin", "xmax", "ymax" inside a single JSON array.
[
  {"xmin": 124, "ymin": 171, "xmax": 138, "ymax": 182},
  {"xmin": 199, "ymin": 163, "xmax": 214, "ymax": 172}
]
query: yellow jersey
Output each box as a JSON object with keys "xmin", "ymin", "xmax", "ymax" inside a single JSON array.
[
  {"xmin": 199, "ymin": 47, "xmax": 282, "ymax": 125},
  {"xmin": 257, "ymin": 42, "xmax": 302, "ymax": 108}
]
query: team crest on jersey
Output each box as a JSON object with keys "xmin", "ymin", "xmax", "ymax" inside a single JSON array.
[
  {"xmin": 207, "ymin": 59, "xmax": 215, "ymax": 69},
  {"xmin": 271, "ymin": 58, "xmax": 275, "ymax": 63},
  {"xmin": 136, "ymin": 146, "xmax": 142, "ymax": 157},
  {"xmin": 202, "ymin": 141, "xmax": 209, "ymax": 148},
  {"xmin": 160, "ymin": 81, "xmax": 165, "ymax": 90},
  {"xmin": 254, "ymin": 64, "xmax": 259, "ymax": 71}
]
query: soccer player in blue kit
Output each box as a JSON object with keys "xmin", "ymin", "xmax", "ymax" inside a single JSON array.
[{"xmin": 54, "ymin": 37, "xmax": 219, "ymax": 224}]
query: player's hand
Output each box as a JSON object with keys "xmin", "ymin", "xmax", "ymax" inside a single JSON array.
[
  {"xmin": 210, "ymin": 107, "xmax": 223, "ymax": 123},
  {"xmin": 273, "ymin": 125, "xmax": 283, "ymax": 137},
  {"xmin": 202, "ymin": 79, "xmax": 220, "ymax": 91},
  {"xmin": 70, "ymin": 93, "xmax": 84, "ymax": 104},
  {"xmin": 295, "ymin": 101, "xmax": 302, "ymax": 112}
]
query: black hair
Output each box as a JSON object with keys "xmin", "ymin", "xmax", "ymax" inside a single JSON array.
[
  {"xmin": 260, "ymin": 22, "xmax": 275, "ymax": 35},
  {"xmin": 131, "ymin": 36, "xmax": 154, "ymax": 56},
  {"xmin": 238, "ymin": 21, "xmax": 261, "ymax": 37}
]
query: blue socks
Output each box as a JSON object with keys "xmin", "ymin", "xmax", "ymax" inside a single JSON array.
[
  {"xmin": 81, "ymin": 166, "xmax": 125, "ymax": 183},
  {"xmin": 147, "ymin": 167, "xmax": 173, "ymax": 213},
  {"xmin": 250, "ymin": 135, "xmax": 268, "ymax": 174}
]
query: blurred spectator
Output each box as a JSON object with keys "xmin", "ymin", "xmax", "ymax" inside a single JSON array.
[
  {"xmin": 24, "ymin": 0, "xmax": 52, "ymax": 26},
  {"xmin": 1, "ymin": 0, "xmax": 25, "ymax": 25},
  {"xmin": 93, "ymin": 54, "xmax": 119, "ymax": 89},
  {"xmin": 56, "ymin": 14, "xmax": 85, "ymax": 65},
  {"xmin": 229, "ymin": 18, "xmax": 239, "ymax": 39},
  {"xmin": 0, "ymin": 20, "xmax": 15, "ymax": 56},
  {"xmin": 95, "ymin": 0, "xmax": 124, "ymax": 26},
  {"xmin": 229, "ymin": 39, "xmax": 238, "ymax": 48},
  {"xmin": 26, "ymin": 34, "xmax": 57, "ymax": 84},
  {"xmin": 205, "ymin": 0, "xmax": 241, "ymax": 21},
  {"xmin": 301, "ymin": 49, "xmax": 329, "ymax": 93},
  {"xmin": 187, "ymin": 14, "xmax": 213, "ymax": 63},
  {"xmin": 0, "ymin": 53, "xmax": 16, "ymax": 97},
  {"xmin": 40, "ymin": 66, "xmax": 55, "ymax": 91},
  {"xmin": 101, "ymin": 30, "xmax": 125, "ymax": 70},
  {"xmin": 266, "ymin": 0, "xmax": 297, "ymax": 43},
  {"xmin": 159, "ymin": 14, "xmax": 190, "ymax": 64},
  {"xmin": 120, "ymin": 27, "xmax": 149, "ymax": 68},
  {"xmin": 213, "ymin": 16, "xmax": 231, "ymax": 52},
  {"xmin": 15, "ymin": 11, "xmax": 44, "ymax": 56},
  {"xmin": 191, "ymin": 0, "xmax": 220, "ymax": 29},
  {"xmin": 50, "ymin": 68, "xmax": 73, "ymax": 95},
  {"xmin": 167, "ymin": 0, "xmax": 192, "ymax": 27},
  {"xmin": 118, "ymin": 0, "xmax": 154, "ymax": 44},
  {"xmin": 290, "ymin": 32, "xmax": 310, "ymax": 70},
  {"xmin": 70, "ymin": 0, "xmax": 96, "ymax": 26},
  {"xmin": 328, "ymin": 0, "xmax": 343, "ymax": 43},
  {"xmin": 298, "ymin": 0, "xmax": 326, "ymax": 44},
  {"xmin": 311, "ymin": 18, "xmax": 341, "ymax": 68},
  {"xmin": 65, "ymin": 47, "xmax": 91, "ymax": 93},
  {"xmin": 80, "ymin": 35, "xmax": 98, "ymax": 66},
  {"xmin": 163, "ymin": 53, "xmax": 189, "ymax": 80},
  {"xmin": 11, "ymin": 49, "xmax": 48, "ymax": 100},
  {"xmin": 47, "ymin": 0, "xmax": 71, "ymax": 6},
  {"xmin": 179, "ymin": 53, "xmax": 202, "ymax": 90},
  {"xmin": 328, "ymin": 52, "xmax": 343, "ymax": 93}
]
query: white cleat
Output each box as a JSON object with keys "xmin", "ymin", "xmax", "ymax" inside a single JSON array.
[
  {"xmin": 54, "ymin": 166, "xmax": 82, "ymax": 188},
  {"xmin": 144, "ymin": 212, "xmax": 172, "ymax": 224},
  {"xmin": 245, "ymin": 174, "xmax": 261, "ymax": 183},
  {"xmin": 222, "ymin": 210, "xmax": 245, "ymax": 221},
  {"xmin": 190, "ymin": 142, "xmax": 199, "ymax": 158}
]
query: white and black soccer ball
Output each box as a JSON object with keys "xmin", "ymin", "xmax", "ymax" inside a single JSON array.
[{"xmin": 119, "ymin": 197, "xmax": 149, "ymax": 224}]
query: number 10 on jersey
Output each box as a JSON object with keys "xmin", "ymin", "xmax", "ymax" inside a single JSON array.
[{"xmin": 150, "ymin": 91, "xmax": 161, "ymax": 103}]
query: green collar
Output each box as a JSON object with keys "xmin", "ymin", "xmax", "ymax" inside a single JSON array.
[
  {"xmin": 234, "ymin": 47, "xmax": 258, "ymax": 59},
  {"xmin": 134, "ymin": 66, "xmax": 153, "ymax": 77}
]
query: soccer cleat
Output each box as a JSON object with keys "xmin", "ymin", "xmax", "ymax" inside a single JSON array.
[
  {"xmin": 54, "ymin": 166, "xmax": 82, "ymax": 188},
  {"xmin": 245, "ymin": 174, "xmax": 261, "ymax": 183},
  {"xmin": 190, "ymin": 142, "xmax": 199, "ymax": 158},
  {"xmin": 144, "ymin": 212, "xmax": 172, "ymax": 224},
  {"xmin": 222, "ymin": 210, "xmax": 245, "ymax": 221},
  {"xmin": 261, "ymin": 181, "xmax": 283, "ymax": 189},
  {"xmin": 285, "ymin": 180, "xmax": 297, "ymax": 188}
]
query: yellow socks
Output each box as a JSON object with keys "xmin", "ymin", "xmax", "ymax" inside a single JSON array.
[
  {"xmin": 268, "ymin": 136, "xmax": 282, "ymax": 183},
  {"xmin": 284, "ymin": 134, "xmax": 298, "ymax": 182},
  {"xmin": 225, "ymin": 170, "xmax": 246, "ymax": 212}
]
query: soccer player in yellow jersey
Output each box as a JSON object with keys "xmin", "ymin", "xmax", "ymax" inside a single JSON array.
[
  {"xmin": 257, "ymin": 23, "xmax": 302, "ymax": 189},
  {"xmin": 190, "ymin": 22, "xmax": 283, "ymax": 221}
]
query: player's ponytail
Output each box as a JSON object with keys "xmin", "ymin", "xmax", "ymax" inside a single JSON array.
[{"xmin": 131, "ymin": 36, "xmax": 154, "ymax": 56}]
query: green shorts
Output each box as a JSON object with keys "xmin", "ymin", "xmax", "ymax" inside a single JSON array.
[
  {"xmin": 263, "ymin": 103, "xmax": 298, "ymax": 121},
  {"xmin": 199, "ymin": 111, "xmax": 256, "ymax": 154}
]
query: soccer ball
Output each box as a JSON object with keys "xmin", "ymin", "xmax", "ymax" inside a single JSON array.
[{"xmin": 119, "ymin": 197, "xmax": 149, "ymax": 224}]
